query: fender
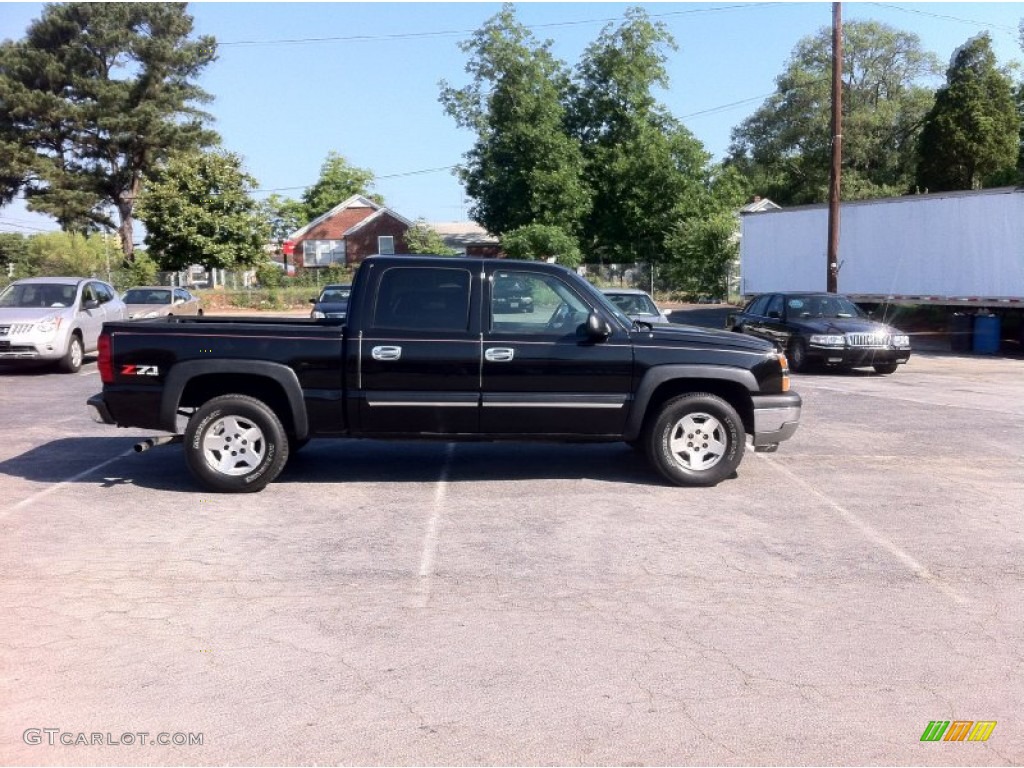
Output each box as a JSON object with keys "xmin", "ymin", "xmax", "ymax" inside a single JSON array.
[
  {"xmin": 159, "ymin": 359, "xmax": 309, "ymax": 439},
  {"xmin": 623, "ymin": 364, "xmax": 758, "ymax": 441}
]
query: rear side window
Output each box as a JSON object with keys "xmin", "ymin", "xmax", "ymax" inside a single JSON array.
[{"xmin": 372, "ymin": 267, "xmax": 472, "ymax": 332}]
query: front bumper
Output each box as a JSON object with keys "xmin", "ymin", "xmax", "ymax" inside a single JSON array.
[
  {"xmin": 751, "ymin": 392, "xmax": 802, "ymax": 446},
  {"xmin": 0, "ymin": 341, "xmax": 62, "ymax": 361},
  {"xmin": 808, "ymin": 344, "xmax": 911, "ymax": 368}
]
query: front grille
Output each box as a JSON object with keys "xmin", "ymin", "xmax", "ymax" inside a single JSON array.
[
  {"xmin": 0, "ymin": 323, "xmax": 33, "ymax": 336},
  {"xmin": 847, "ymin": 332, "xmax": 891, "ymax": 347}
]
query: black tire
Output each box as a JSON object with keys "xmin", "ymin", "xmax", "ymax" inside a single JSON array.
[
  {"xmin": 58, "ymin": 334, "xmax": 84, "ymax": 373},
  {"xmin": 788, "ymin": 337, "xmax": 810, "ymax": 373},
  {"xmin": 644, "ymin": 393, "xmax": 745, "ymax": 487},
  {"xmin": 873, "ymin": 363, "xmax": 898, "ymax": 375},
  {"xmin": 184, "ymin": 394, "xmax": 289, "ymax": 493},
  {"xmin": 197, "ymin": 308, "xmax": 204, "ymax": 316}
]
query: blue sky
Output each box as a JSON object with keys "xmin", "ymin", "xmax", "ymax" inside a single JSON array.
[{"xmin": 1, "ymin": 1, "xmax": 1022, "ymax": 236}]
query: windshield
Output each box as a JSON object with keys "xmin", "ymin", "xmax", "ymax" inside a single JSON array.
[
  {"xmin": 318, "ymin": 287, "xmax": 351, "ymax": 303},
  {"xmin": 786, "ymin": 295, "xmax": 867, "ymax": 319},
  {"xmin": 0, "ymin": 282, "xmax": 78, "ymax": 309},
  {"xmin": 123, "ymin": 289, "xmax": 170, "ymax": 305}
]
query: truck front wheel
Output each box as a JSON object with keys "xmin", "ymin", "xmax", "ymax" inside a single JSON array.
[
  {"xmin": 184, "ymin": 394, "xmax": 289, "ymax": 493},
  {"xmin": 645, "ymin": 393, "xmax": 745, "ymax": 486}
]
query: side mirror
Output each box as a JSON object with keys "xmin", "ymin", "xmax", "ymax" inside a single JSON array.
[
  {"xmin": 767, "ymin": 310, "xmax": 781, "ymax": 319},
  {"xmin": 83, "ymin": 299, "xmax": 100, "ymax": 310},
  {"xmin": 309, "ymin": 298, "xmax": 317, "ymax": 304},
  {"xmin": 584, "ymin": 310, "xmax": 612, "ymax": 341}
]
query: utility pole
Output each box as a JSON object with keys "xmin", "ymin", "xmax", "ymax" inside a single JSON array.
[{"xmin": 827, "ymin": 1, "xmax": 842, "ymax": 293}]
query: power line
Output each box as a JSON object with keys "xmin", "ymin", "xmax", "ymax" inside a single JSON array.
[
  {"xmin": 217, "ymin": 4, "xmax": 780, "ymax": 48},
  {"xmin": 868, "ymin": 3, "xmax": 1020, "ymax": 35}
]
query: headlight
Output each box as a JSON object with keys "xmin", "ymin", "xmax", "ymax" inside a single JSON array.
[
  {"xmin": 809, "ymin": 334, "xmax": 845, "ymax": 346},
  {"xmin": 312, "ymin": 310, "xmax": 325, "ymax": 319},
  {"xmin": 35, "ymin": 315, "xmax": 63, "ymax": 334},
  {"xmin": 893, "ymin": 334, "xmax": 910, "ymax": 348}
]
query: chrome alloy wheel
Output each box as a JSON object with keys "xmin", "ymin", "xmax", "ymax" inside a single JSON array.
[
  {"xmin": 201, "ymin": 415, "xmax": 266, "ymax": 476},
  {"xmin": 667, "ymin": 411, "xmax": 727, "ymax": 471}
]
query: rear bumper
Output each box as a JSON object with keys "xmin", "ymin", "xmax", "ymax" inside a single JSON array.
[
  {"xmin": 751, "ymin": 392, "xmax": 801, "ymax": 446},
  {"xmin": 87, "ymin": 393, "xmax": 116, "ymax": 425}
]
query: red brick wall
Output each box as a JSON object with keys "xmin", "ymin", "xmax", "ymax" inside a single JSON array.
[
  {"xmin": 466, "ymin": 244, "xmax": 504, "ymax": 258},
  {"xmin": 345, "ymin": 213, "xmax": 410, "ymax": 265}
]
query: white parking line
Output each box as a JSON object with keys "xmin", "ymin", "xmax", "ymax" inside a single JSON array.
[
  {"xmin": 416, "ymin": 442, "xmax": 455, "ymax": 607},
  {"xmin": 0, "ymin": 448, "xmax": 135, "ymax": 521},
  {"xmin": 755, "ymin": 452, "xmax": 965, "ymax": 604}
]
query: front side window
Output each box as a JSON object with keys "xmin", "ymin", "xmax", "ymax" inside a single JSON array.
[
  {"xmin": 94, "ymin": 283, "xmax": 115, "ymax": 304},
  {"xmin": 372, "ymin": 266, "xmax": 471, "ymax": 332},
  {"xmin": 490, "ymin": 271, "xmax": 590, "ymax": 335}
]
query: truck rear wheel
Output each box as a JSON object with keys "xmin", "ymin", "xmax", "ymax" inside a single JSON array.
[
  {"xmin": 645, "ymin": 393, "xmax": 745, "ymax": 486},
  {"xmin": 184, "ymin": 394, "xmax": 289, "ymax": 493}
]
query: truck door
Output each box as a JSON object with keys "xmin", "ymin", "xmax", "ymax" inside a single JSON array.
[
  {"xmin": 356, "ymin": 264, "xmax": 481, "ymax": 435},
  {"xmin": 480, "ymin": 266, "xmax": 633, "ymax": 437}
]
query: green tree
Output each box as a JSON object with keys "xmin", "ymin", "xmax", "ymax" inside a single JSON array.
[
  {"xmin": 569, "ymin": 8, "xmax": 711, "ymax": 268},
  {"xmin": 405, "ymin": 220, "xmax": 459, "ymax": 256},
  {"xmin": 916, "ymin": 33, "xmax": 1021, "ymax": 191},
  {"xmin": 0, "ymin": 3, "xmax": 218, "ymax": 260},
  {"xmin": 500, "ymin": 224, "xmax": 582, "ymax": 268},
  {"xmin": 136, "ymin": 150, "xmax": 269, "ymax": 272},
  {"xmin": 301, "ymin": 152, "xmax": 381, "ymax": 220},
  {"xmin": 664, "ymin": 212, "xmax": 738, "ymax": 299},
  {"xmin": 728, "ymin": 21, "xmax": 940, "ymax": 204},
  {"xmin": 440, "ymin": 4, "xmax": 590, "ymax": 237}
]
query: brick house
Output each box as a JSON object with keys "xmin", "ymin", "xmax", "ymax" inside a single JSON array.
[{"xmin": 286, "ymin": 195, "xmax": 414, "ymax": 269}]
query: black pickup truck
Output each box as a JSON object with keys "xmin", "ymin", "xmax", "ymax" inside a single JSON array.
[{"xmin": 88, "ymin": 256, "xmax": 801, "ymax": 493}]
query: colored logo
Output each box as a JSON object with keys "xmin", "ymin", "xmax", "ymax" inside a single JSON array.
[{"xmin": 921, "ymin": 721, "xmax": 996, "ymax": 742}]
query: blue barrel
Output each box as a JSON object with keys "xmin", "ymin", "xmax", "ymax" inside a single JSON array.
[{"xmin": 972, "ymin": 314, "xmax": 1001, "ymax": 354}]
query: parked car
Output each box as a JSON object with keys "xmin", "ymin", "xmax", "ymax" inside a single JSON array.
[
  {"xmin": 602, "ymin": 288, "xmax": 671, "ymax": 324},
  {"xmin": 492, "ymin": 276, "xmax": 534, "ymax": 314},
  {"xmin": 727, "ymin": 292, "xmax": 912, "ymax": 374},
  {"xmin": 310, "ymin": 284, "xmax": 352, "ymax": 320},
  {"xmin": 0, "ymin": 277, "xmax": 127, "ymax": 372},
  {"xmin": 122, "ymin": 286, "xmax": 203, "ymax": 320}
]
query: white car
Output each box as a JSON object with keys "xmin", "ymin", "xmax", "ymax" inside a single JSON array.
[
  {"xmin": 0, "ymin": 277, "xmax": 127, "ymax": 372},
  {"xmin": 601, "ymin": 288, "xmax": 672, "ymax": 324}
]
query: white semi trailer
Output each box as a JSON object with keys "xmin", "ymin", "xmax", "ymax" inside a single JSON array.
[{"xmin": 739, "ymin": 186, "xmax": 1024, "ymax": 308}]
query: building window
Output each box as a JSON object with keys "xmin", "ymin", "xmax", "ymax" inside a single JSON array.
[
  {"xmin": 377, "ymin": 236, "xmax": 395, "ymax": 255},
  {"xmin": 302, "ymin": 239, "xmax": 345, "ymax": 267}
]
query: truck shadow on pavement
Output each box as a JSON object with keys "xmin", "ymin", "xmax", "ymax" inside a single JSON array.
[{"xmin": 0, "ymin": 437, "xmax": 671, "ymax": 496}]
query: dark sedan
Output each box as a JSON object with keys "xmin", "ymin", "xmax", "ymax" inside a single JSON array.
[
  {"xmin": 310, "ymin": 284, "xmax": 351, "ymax": 320},
  {"xmin": 727, "ymin": 292, "xmax": 911, "ymax": 374}
]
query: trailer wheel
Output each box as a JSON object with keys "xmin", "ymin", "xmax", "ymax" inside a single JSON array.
[
  {"xmin": 184, "ymin": 394, "xmax": 289, "ymax": 493},
  {"xmin": 644, "ymin": 393, "xmax": 745, "ymax": 486}
]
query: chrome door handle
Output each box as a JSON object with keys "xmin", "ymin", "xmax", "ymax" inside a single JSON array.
[
  {"xmin": 485, "ymin": 347, "xmax": 515, "ymax": 362},
  {"xmin": 371, "ymin": 345, "xmax": 402, "ymax": 361}
]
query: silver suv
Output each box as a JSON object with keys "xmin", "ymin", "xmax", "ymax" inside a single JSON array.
[{"xmin": 0, "ymin": 277, "xmax": 127, "ymax": 372}]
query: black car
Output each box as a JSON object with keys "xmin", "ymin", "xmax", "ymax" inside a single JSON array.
[
  {"xmin": 492, "ymin": 277, "xmax": 534, "ymax": 314},
  {"xmin": 727, "ymin": 292, "xmax": 911, "ymax": 374},
  {"xmin": 310, "ymin": 284, "xmax": 351, "ymax": 320}
]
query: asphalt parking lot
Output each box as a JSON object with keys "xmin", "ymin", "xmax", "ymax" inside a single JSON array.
[{"xmin": 1, "ymin": 316, "xmax": 1022, "ymax": 766}]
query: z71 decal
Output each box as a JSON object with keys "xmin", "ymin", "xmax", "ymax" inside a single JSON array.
[{"xmin": 121, "ymin": 364, "xmax": 159, "ymax": 376}]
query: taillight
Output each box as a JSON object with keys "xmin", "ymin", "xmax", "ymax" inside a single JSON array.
[{"xmin": 97, "ymin": 333, "xmax": 113, "ymax": 383}]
